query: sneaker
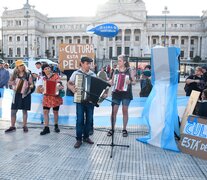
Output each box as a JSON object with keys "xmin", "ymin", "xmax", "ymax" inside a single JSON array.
[
  {"xmin": 83, "ymin": 138, "xmax": 94, "ymax": 144},
  {"xmin": 107, "ymin": 129, "xmax": 114, "ymax": 136},
  {"xmin": 54, "ymin": 124, "xmax": 60, "ymax": 133},
  {"xmin": 23, "ymin": 126, "xmax": 28, "ymax": 133},
  {"xmin": 40, "ymin": 126, "xmax": 50, "ymax": 135},
  {"xmin": 122, "ymin": 130, "xmax": 128, "ymax": 137},
  {"xmin": 74, "ymin": 141, "xmax": 82, "ymax": 148},
  {"xmin": 5, "ymin": 126, "xmax": 16, "ymax": 133}
]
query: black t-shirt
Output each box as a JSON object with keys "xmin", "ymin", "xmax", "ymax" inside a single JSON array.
[
  {"xmin": 62, "ymin": 70, "xmax": 77, "ymax": 96},
  {"xmin": 185, "ymin": 75, "xmax": 204, "ymax": 96}
]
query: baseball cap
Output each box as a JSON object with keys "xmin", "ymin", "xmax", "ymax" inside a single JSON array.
[{"xmin": 81, "ymin": 57, "xmax": 93, "ymax": 63}]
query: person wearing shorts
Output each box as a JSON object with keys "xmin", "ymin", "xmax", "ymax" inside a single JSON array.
[{"xmin": 108, "ymin": 55, "xmax": 135, "ymax": 137}]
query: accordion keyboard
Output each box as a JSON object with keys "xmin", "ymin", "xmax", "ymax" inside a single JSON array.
[{"xmin": 74, "ymin": 74, "xmax": 84, "ymax": 103}]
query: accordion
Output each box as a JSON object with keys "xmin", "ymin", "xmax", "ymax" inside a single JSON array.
[
  {"xmin": 15, "ymin": 79, "xmax": 28, "ymax": 94},
  {"xmin": 113, "ymin": 73, "xmax": 129, "ymax": 92},
  {"xmin": 74, "ymin": 74, "xmax": 111, "ymax": 107},
  {"xmin": 43, "ymin": 80, "xmax": 59, "ymax": 96}
]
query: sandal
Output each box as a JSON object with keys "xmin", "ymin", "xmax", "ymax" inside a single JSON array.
[
  {"xmin": 122, "ymin": 130, "xmax": 128, "ymax": 137},
  {"xmin": 107, "ymin": 129, "xmax": 114, "ymax": 136}
]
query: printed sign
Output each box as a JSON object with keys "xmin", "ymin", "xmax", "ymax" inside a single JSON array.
[
  {"xmin": 179, "ymin": 115, "xmax": 207, "ymax": 160},
  {"xmin": 87, "ymin": 23, "xmax": 119, "ymax": 38},
  {"xmin": 58, "ymin": 44, "xmax": 95, "ymax": 71},
  {"xmin": 180, "ymin": 90, "xmax": 200, "ymax": 133}
]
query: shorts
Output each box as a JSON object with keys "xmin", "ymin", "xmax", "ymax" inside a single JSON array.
[
  {"xmin": 112, "ymin": 98, "xmax": 131, "ymax": 106},
  {"xmin": 43, "ymin": 106, "xmax": 60, "ymax": 111}
]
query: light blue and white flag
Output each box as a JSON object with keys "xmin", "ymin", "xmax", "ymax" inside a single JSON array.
[
  {"xmin": 137, "ymin": 46, "xmax": 181, "ymax": 152},
  {"xmin": 1, "ymin": 86, "xmax": 187, "ymax": 130}
]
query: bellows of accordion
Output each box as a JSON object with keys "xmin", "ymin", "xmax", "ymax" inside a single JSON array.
[
  {"xmin": 74, "ymin": 74, "xmax": 111, "ymax": 106},
  {"xmin": 113, "ymin": 73, "xmax": 129, "ymax": 92},
  {"xmin": 43, "ymin": 80, "xmax": 59, "ymax": 96}
]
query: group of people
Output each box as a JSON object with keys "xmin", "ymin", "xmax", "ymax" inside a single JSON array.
[
  {"xmin": 3, "ymin": 55, "xmax": 137, "ymax": 149},
  {"xmin": 2, "ymin": 56, "xmax": 206, "ymax": 149},
  {"xmin": 4, "ymin": 60, "xmax": 64, "ymax": 135},
  {"xmin": 185, "ymin": 66, "xmax": 207, "ymax": 117},
  {"xmin": 0, "ymin": 59, "xmax": 10, "ymax": 91},
  {"xmin": 68, "ymin": 55, "xmax": 136, "ymax": 148}
]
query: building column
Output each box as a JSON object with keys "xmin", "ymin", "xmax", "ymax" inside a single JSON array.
[
  {"xmin": 121, "ymin": 29, "xmax": 125, "ymax": 54},
  {"xmin": 168, "ymin": 36, "xmax": 171, "ymax": 46},
  {"xmin": 46, "ymin": 37, "xmax": 49, "ymax": 50},
  {"xmin": 71, "ymin": 36, "xmax": 74, "ymax": 43},
  {"xmin": 159, "ymin": 35, "xmax": 162, "ymax": 45},
  {"xmin": 130, "ymin": 29, "xmax": 134, "ymax": 47},
  {"xmin": 103, "ymin": 37, "xmax": 107, "ymax": 59},
  {"xmin": 178, "ymin": 36, "xmax": 181, "ymax": 48},
  {"xmin": 41, "ymin": 36, "xmax": 45, "ymax": 58},
  {"xmin": 149, "ymin": 36, "xmax": 152, "ymax": 48},
  {"xmin": 201, "ymin": 36, "xmax": 207, "ymax": 59},
  {"xmin": 14, "ymin": 34, "xmax": 17, "ymax": 57},
  {"xmin": 63, "ymin": 36, "xmax": 65, "ymax": 43},
  {"xmin": 54, "ymin": 36, "xmax": 57, "ymax": 58},
  {"xmin": 112, "ymin": 37, "xmax": 116, "ymax": 57},
  {"xmin": 197, "ymin": 36, "xmax": 201, "ymax": 56},
  {"xmin": 187, "ymin": 36, "xmax": 191, "ymax": 59},
  {"xmin": 88, "ymin": 36, "xmax": 91, "ymax": 44}
]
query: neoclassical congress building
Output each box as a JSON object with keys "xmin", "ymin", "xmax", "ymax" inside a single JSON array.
[{"xmin": 1, "ymin": 0, "xmax": 207, "ymax": 65}]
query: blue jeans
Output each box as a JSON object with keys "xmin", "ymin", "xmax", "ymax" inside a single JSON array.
[{"xmin": 76, "ymin": 103, "xmax": 94, "ymax": 141}]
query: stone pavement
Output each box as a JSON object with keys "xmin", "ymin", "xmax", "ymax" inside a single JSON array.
[{"xmin": 0, "ymin": 120, "xmax": 207, "ymax": 180}]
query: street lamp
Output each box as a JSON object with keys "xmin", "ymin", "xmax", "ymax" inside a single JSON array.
[
  {"xmin": 130, "ymin": 48, "xmax": 133, "ymax": 57},
  {"xmin": 140, "ymin": 48, "xmax": 143, "ymax": 57},
  {"xmin": 94, "ymin": 48, "xmax": 97, "ymax": 64},
  {"xmin": 102, "ymin": 48, "xmax": 105, "ymax": 67},
  {"xmin": 24, "ymin": 0, "xmax": 30, "ymax": 60},
  {"xmin": 162, "ymin": 6, "xmax": 170, "ymax": 46}
]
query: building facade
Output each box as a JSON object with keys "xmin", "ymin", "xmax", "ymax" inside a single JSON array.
[{"xmin": 1, "ymin": 0, "xmax": 207, "ymax": 66}]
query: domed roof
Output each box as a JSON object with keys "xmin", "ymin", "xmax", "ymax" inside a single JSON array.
[{"xmin": 96, "ymin": 0, "xmax": 146, "ymax": 18}]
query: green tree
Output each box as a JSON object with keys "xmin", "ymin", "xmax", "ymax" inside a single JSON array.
[
  {"xmin": 45, "ymin": 50, "xmax": 51, "ymax": 59},
  {"xmin": 193, "ymin": 55, "xmax": 201, "ymax": 62}
]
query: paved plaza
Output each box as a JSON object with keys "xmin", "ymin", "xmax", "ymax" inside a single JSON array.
[{"xmin": 0, "ymin": 119, "xmax": 207, "ymax": 180}]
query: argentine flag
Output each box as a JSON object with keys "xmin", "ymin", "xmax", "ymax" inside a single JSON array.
[{"xmin": 137, "ymin": 46, "xmax": 180, "ymax": 152}]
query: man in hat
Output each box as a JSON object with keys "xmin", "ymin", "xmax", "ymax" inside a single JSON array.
[
  {"xmin": 0, "ymin": 59, "xmax": 10, "ymax": 90},
  {"xmin": 68, "ymin": 56, "xmax": 95, "ymax": 148}
]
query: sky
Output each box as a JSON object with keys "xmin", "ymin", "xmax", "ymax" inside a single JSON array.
[{"xmin": 0, "ymin": 0, "xmax": 206, "ymax": 18}]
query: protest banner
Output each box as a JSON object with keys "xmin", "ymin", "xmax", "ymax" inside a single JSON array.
[
  {"xmin": 179, "ymin": 115, "xmax": 207, "ymax": 160},
  {"xmin": 180, "ymin": 90, "xmax": 200, "ymax": 133},
  {"xmin": 58, "ymin": 44, "xmax": 95, "ymax": 71}
]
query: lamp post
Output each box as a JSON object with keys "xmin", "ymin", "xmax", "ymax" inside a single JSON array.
[
  {"xmin": 24, "ymin": 0, "xmax": 30, "ymax": 60},
  {"xmin": 102, "ymin": 48, "xmax": 105, "ymax": 67},
  {"xmin": 140, "ymin": 48, "xmax": 143, "ymax": 57},
  {"xmin": 162, "ymin": 6, "xmax": 170, "ymax": 47},
  {"xmin": 130, "ymin": 48, "xmax": 133, "ymax": 57},
  {"xmin": 94, "ymin": 48, "xmax": 97, "ymax": 64}
]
